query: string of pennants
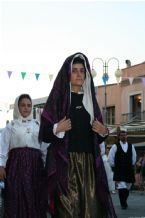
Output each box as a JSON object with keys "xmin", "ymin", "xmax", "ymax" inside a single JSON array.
[
  {"xmin": 7, "ymin": 71, "xmax": 54, "ymax": 81},
  {"xmin": 102, "ymin": 74, "xmax": 145, "ymax": 86},
  {"xmin": 5, "ymin": 70, "xmax": 145, "ymax": 85},
  {"xmin": 122, "ymin": 77, "xmax": 145, "ymax": 85}
]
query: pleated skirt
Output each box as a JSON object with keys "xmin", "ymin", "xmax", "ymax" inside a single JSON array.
[
  {"xmin": 4, "ymin": 147, "xmax": 47, "ymax": 218},
  {"xmin": 54, "ymin": 152, "xmax": 107, "ymax": 218}
]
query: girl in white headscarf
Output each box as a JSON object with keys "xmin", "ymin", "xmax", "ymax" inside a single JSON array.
[{"xmin": 0, "ymin": 94, "xmax": 47, "ymax": 218}]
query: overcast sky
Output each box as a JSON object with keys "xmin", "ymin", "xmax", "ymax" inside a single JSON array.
[{"xmin": 0, "ymin": 0, "xmax": 145, "ymax": 107}]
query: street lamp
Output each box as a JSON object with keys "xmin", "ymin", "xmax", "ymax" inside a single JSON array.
[{"xmin": 91, "ymin": 57, "xmax": 122, "ymax": 125}]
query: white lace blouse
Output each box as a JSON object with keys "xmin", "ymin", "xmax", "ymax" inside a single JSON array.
[{"xmin": 0, "ymin": 119, "xmax": 45, "ymax": 167}]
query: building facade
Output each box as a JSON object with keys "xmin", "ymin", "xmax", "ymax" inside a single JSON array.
[{"xmin": 96, "ymin": 61, "xmax": 145, "ymax": 154}]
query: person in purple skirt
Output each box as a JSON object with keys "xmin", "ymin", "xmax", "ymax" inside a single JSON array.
[
  {"xmin": 39, "ymin": 52, "xmax": 117, "ymax": 218},
  {"xmin": 0, "ymin": 94, "xmax": 47, "ymax": 218}
]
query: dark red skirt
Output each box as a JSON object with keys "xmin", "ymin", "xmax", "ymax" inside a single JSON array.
[{"xmin": 4, "ymin": 147, "xmax": 47, "ymax": 218}]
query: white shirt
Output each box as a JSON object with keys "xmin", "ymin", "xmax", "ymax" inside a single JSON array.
[
  {"xmin": 99, "ymin": 141, "xmax": 105, "ymax": 156},
  {"xmin": 0, "ymin": 120, "xmax": 42, "ymax": 166},
  {"xmin": 108, "ymin": 141, "xmax": 137, "ymax": 189},
  {"xmin": 108, "ymin": 141, "xmax": 137, "ymax": 167}
]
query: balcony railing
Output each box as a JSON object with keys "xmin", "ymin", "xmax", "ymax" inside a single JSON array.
[{"xmin": 121, "ymin": 111, "xmax": 145, "ymax": 124}]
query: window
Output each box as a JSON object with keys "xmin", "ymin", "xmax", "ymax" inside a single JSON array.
[
  {"xmin": 130, "ymin": 94, "xmax": 142, "ymax": 120},
  {"xmin": 106, "ymin": 106, "xmax": 115, "ymax": 125}
]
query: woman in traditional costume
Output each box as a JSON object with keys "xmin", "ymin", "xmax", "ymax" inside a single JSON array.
[
  {"xmin": 39, "ymin": 52, "xmax": 117, "ymax": 218},
  {"xmin": 0, "ymin": 94, "xmax": 47, "ymax": 218}
]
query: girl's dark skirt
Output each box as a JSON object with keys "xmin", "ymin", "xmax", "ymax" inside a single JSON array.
[
  {"xmin": 4, "ymin": 147, "xmax": 47, "ymax": 218},
  {"xmin": 55, "ymin": 152, "xmax": 107, "ymax": 218}
]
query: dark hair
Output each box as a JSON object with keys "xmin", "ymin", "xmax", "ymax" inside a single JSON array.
[
  {"xmin": 73, "ymin": 57, "xmax": 85, "ymax": 68},
  {"xmin": 72, "ymin": 57, "xmax": 86, "ymax": 77},
  {"xmin": 118, "ymin": 130, "xmax": 127, "ymax": 136},
  {"xmin": 18, "ymin": 94, "xmax": 32, "ymax": 106}
]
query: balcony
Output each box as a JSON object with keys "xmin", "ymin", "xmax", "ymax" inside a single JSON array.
[{"xmin": 121, "ymin": 111, "xmax": 145, "ymax": 124}]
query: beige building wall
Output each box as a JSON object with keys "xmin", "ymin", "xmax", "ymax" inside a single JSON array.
[
  {"xmin": 96, "ymin": 61, "xmax": 145, "ymax": 125},
  {"xmin": 96, "ymin": 84, "xmax": 121, "ymax": 124}
]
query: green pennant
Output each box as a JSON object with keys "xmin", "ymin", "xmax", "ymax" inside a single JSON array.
[{"xmin": 21, "ymin": 72, "xmax": 26, "ymax": 80}]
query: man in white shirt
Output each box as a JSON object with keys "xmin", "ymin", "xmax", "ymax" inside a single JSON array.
[{"xmin": 108, "ymin": 130, "xmax": 136, "ymax": 209}]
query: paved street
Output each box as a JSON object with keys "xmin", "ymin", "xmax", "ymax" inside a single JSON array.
[
  {"xmin": 111, "ymin": 190, "xmax": 145, "ymax": 218},
  {"xmin": 1, "ymin": 189, "xmax": 145, "ymax": 218}
]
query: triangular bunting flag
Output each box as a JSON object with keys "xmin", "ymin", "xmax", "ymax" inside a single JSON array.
[
  {"xmin": 35, "ymin": 73, "xmax": 40, "ymax": 81},
  {"xmin": 21, "ymin": 72, "xmax": 26, "ymax": 80},
  {"xmin": 7, "ymin": 71, "xmax": 13, "ymax": 78},
  {"xmin": 129, "ymin": 77, "xmax": 134, "ymax": 85},
  {"xmin": 49, "ymin": 74, "xmax": 53, "ymax": 81}
]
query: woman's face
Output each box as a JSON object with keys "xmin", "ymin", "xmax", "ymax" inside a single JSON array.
[
  {"xmin": 18, "ymin": 97, "xmax": 32, "ymax": 118},
  {"xmin": 70, "ymin": 63, "xmax": 85, "ymax": 92}
]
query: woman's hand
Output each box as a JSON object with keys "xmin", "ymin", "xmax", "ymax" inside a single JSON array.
[
  {"xmin": 56, "ymin": 117, "xmax": 72, "ymax": 134},
  {"xmin": 0, "ymin": 166, "xmax": 6, "ymax": 181},
  {"xmin": 92, "ymin": 120, "xmax": 108, "ymax": 135}
]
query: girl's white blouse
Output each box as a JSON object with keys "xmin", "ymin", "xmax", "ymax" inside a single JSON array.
[{"xmin": 0, "ymin": 120, "xmax": 42, "ymax": 167}]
